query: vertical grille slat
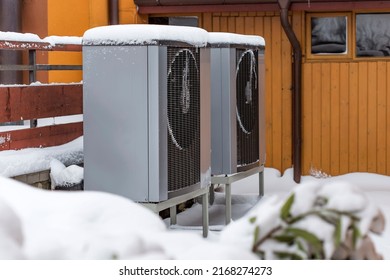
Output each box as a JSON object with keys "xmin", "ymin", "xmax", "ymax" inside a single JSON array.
[
  {"xmin": 236, "ymin": 49, "xmax": 259, "ymax": 170},
  {"xmin": 167, "ymin": 47, "xmax": 201, "ymax": 192}
]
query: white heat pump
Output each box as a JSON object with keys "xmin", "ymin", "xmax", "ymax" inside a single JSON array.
[
  {"xmin": 82, "ymin": 25, "xmax": 211, "ymax": 202},
  {"xmin": 209, "ymin": 32, "xmax": 266, "ymax": 176}
]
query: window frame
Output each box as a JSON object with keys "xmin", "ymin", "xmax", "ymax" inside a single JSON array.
[{"xmin": 305, "ymin": 12, "xmax": 353, "ymax": 60}]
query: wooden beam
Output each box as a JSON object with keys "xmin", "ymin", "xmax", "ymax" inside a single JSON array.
[
  {"xmin": 0, "ymin": 84, "xmax": 82, "ymax": 123},
  {"xmin": 0, "ymin": 41, "xmax": 81, "ymax": 52},
  {"xmin": 0, "ymin": 122, "xmax": 83, "ymax": 151}
]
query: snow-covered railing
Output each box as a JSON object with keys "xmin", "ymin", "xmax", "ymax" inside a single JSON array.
[
  {"xmin": 0, "ymin": 32, "xmax": 82, "ymax": 81},
  {"xmin": 0, "ymin": 32, "xmax": 83, "ymax": 151}
]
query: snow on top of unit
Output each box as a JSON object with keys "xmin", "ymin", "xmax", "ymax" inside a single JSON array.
[
  {"xmin": 0, "ymin": 31, "xmax": 41, "ymax": 42},
  {"xmin": 208, "ymin": 32, "xmax": 265, "ymax": 48},
  {"xmin": 82, "ymin": 24, "xmax": 209, "ymax": 47},
  {"xmin": 43, "ymin": 36, "xmax": 82, "ymax": 46}
]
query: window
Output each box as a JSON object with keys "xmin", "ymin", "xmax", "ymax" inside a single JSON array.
[
  {"xmin": 356, "ymin": 14, "xmax": 390, "ymax": 57},
  {"xmin": 307, "ymin": 13, "xmax": 351, "ymax": 59},
  {"xmin": 311, "ymin": 16, "xmax": 347, "ymax": 54},
  {"xmin": 149, "ymin": 16, "xmax": 198, "ymax": 27},
  {"xmin": 307, "ymin": 12, "xmax": 390, "ymax": 60}
]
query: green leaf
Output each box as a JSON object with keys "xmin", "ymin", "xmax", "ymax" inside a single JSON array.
[
  {"xmin": 280, "ymin": 193, "xmax": 295, "ymax": 222},
  {"xmin": 351, "ymin": 223, "xmax": 361, "ymax": 249},
  {"xmin": 296, "ymin": 239, "xmax": 308, "ymax": 257},
  {"xmin": 253, "ymin": 225, "xmax": 260, "ymax": 246},
  {"xmin": 285, "ymin": 227, "xmax": 324, "ymax": 259},
  {"xmin": 334, "ymin": 218, "xmax": 342, "ymax": 248},
  {"xmin": 316, "ymin": 210, "xmax": 339, "ymax": 225},
  {"xmin": 249, "ymin": 216, "xmax": 257, "ymax": 224},
  {"xmin": 272, "ymin": 234, "xmax": 295, "ymax": 244}
]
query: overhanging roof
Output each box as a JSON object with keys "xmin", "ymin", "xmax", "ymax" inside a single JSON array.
[{"xmin": 134, "ymin": 0, "xmax": 390, "ymax": 14}]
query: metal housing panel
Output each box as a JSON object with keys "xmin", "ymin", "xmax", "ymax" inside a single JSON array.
[
  {"xmin": 210, "ymin": 48, "xmax": 223, "ymax": 174},
  {"xmin": 258, "ymin": 50, "xmax": 266, "ymax": 166},
  {"xmin": 211, "ymin": 48, "xmax": 237, "ymax": 175},
  {"xmin": 83, "ymin": 46, "xmax": 149, "ymax": 201},
  {"xmin": 222, "ymin": 48, "xmax": 237, "ymax": 174},
  {"xmin": 200, "ymin": 48, "xmax": 212, "ymax": 188},
  {"xmin": 148, "ymin": 46, "xmax": 168, "ymax": 202}
]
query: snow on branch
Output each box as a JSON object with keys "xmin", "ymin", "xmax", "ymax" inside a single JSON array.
[{"xmin": 220, "ymin": 181, "xmax": 385, "ymax": 260}]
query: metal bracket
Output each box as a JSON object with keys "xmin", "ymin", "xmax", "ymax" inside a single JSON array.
[
  {"xmin": 211, "ymin": 165, "xmax": 264, "ymax": 225},
  {"xmin": 141, "ymin": 187, "xmax": 209, "ymax": 238}
]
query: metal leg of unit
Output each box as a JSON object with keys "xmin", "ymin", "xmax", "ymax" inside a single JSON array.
[
  {"xmin": 225, "ymin": 183, "xmax": 232, "ymax": 225},
  {"xmin": 170, "ymin": 206, "xmax": 177, "ymax": 225},
  {"xmin": 202, "ymin": 191, "xmax": 209, "ymax": 238},
  {"xmin": 209, "ymin": 184, "xmax": 215, "ymax": 205},
  {"xmin": 259, "ymin": 171, "xmax": 264, "ymax": 197}
]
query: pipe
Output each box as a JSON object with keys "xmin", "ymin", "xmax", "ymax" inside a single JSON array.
[
  {"xmin": 109, "ymin": 0, "xmax": 119, "ymax": 25},
  {"xmin": 0, "ymin": 0, "xmax": 23, "ymax": 84},
  {"xmin": 278, "ymin": 0, "xmax": 302, "ymax": 183}
]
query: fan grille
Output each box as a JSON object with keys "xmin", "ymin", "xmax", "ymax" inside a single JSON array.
[
  {"xmin": 167, "ymin": 47, "xmax": 201, "ymax": 192},
  {"xmin": 236, "ymin": 49, "xmax": 259, "ymax": 169}
]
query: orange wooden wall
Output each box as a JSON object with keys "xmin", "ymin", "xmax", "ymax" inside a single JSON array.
[
  {"xmin": 199, "ymin": 11, "xmax": 390, "ymax": 176},
  {"xmin": 303, "ymin": 61, "xmax": 390, "ymax": 176},
  {"xmin": 23, "ymin": 0, "xmax": 144, "ymax": 83}
]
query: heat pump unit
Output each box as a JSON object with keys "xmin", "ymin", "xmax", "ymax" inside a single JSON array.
[
  {"xmin": 82, "ymin": 25, "xmax": 211, "ymax": 203},
  {"xmin": 209, "ymin": 32, "xmax": 266, "ymax": 177}
]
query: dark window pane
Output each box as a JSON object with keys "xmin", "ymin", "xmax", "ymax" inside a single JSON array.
[
  {"xmin": 356, "ymin": 14, "xmax": 390, "ymax": 57},
  {"xmin": 311, "ymin": 16, "xmax": 347, "ymax": 54}
]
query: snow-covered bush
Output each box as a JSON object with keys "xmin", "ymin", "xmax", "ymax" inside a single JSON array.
[{"xmin": 220, "ymin": 181, "xmax": 385, "ymax": 260}]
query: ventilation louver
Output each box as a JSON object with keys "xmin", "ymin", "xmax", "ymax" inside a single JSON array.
[
  {"xmin": 236, "ymin": 48, "xmax": 259, "ymax": 170},
  {"xmin": 167, "ymin": 47, "xmax": 201, "ymax": 192}
]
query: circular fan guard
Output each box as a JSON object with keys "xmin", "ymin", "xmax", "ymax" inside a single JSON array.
[
  {"xmin": 236, "ymin": 50, "xmax": 258, "ymax": 135},
  {"xmin": 167, "ymin": 49, "xmax": 200, "ymax": 150}
]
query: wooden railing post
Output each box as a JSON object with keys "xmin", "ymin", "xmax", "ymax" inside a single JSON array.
[{"xmin": 28, "ymin": 49, "xmax": 38, "ymax": 128}]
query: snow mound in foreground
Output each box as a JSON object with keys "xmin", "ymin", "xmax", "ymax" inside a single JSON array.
[{"xmin": 0, "ymin": 176, "xmax": 255, "ymax": 260}]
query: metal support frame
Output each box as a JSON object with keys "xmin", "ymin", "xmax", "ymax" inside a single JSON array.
[
  {"xmin": 211, "ymin": 165, "xmax": 264, "ymax": 225},
  {"xmin": 141, "ymin": 187, "xmax": 209, "ymax": 238}
]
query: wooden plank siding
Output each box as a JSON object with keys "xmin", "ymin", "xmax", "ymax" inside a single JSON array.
[
  {"xmin": 197, "ymin": 10, "xmax": 390, "ymax": 177},
  {"xmin": 303, "ymin": 61, "xmax": 390, "ymax": 176}
]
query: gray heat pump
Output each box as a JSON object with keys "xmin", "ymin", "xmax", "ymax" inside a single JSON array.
[
  {"xmin": 209, "ymin": 32, "xmax": 266, "ymax": 176},
  {"xmin": 82, "ymin": 25, "xmax": 211, "ymax": 202}
]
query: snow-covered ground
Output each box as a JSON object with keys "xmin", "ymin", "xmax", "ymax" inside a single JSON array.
[
  {"xmin": 0, "ymin": 139, "xmax": 388, "ymax": 260},
  {"xmin": 173, "ymin": 168, "xmax": 390, "ymax": 259}
]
